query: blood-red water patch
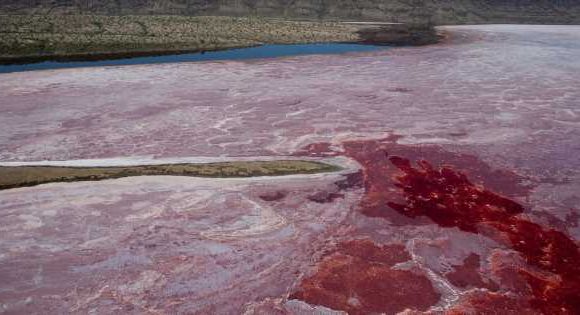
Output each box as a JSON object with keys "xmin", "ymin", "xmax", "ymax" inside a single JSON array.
[
  {"xmin": 295, "ymin": 137, "xmax": 579, "ymax": 314},
  {"xmin": 386, "ymin": 156, "xmax": 580, "ymax": 314},
  {"xmin": 289, "ymin": 239, "xmax": 439, "ymax": 315}
]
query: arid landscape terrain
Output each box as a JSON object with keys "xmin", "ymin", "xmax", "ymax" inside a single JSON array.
[
  {"xmin": 0, "ymin": 15, "xmax": 363, "ymax": 63},
  {"xmin": 1, "ymin": 0, "xmax": 580, "ymax": 24},
  {"xmin": 1, "ymin": 23, "xmax": 579, "ymax": 314}
]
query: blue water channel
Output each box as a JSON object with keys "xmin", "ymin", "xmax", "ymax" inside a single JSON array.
[{"xmin": 0, "ymin": 43, "xmax": 387, "ymax": 73}]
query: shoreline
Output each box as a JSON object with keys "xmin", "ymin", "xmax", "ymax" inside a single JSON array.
[
  {"xmin": 0, "ymin": 44, "xmax": 259, "ymax": 65},
  {"xmin": 0, "ymin": 15, "xmax": 438, "ymax": 66}
]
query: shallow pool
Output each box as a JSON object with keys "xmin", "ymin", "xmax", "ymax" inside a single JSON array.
[{"xmin": 0, "ymin": 43, "xmax": 387, "ymax": 73}]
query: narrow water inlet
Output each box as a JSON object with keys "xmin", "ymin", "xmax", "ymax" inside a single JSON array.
[{"xmin": 0, "ymin": 43, "xmax": 388, "ymax": 74}]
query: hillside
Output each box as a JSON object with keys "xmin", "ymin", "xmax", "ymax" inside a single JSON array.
[
  {"xmin": 0, "ymin": 0, "xmax": 578, "ymax": 24},
  {"xmin": 0, "ymin": 15, "xmax": 366, "ymax": 63}
]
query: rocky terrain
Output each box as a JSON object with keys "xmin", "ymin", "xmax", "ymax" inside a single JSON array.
[{"xmin": 0, "ymin": 0, "xmax": 579, "ymax": 24}]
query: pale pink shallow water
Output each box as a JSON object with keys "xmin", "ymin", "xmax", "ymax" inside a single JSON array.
[{"xmin": 0, "ymin": 25, "xmax": 579, "ymax": 314}]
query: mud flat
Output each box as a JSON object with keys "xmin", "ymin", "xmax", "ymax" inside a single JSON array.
[{"xmin": 0, "ymin": 25, "xmax": 579, "ymax": 314}]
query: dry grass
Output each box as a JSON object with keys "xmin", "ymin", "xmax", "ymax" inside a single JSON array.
[
  {"xmin": 0, "ymin": 15, "xmax": 359, "ymax": 60},
  {"xmin": 0, "ymin": 160, "xmax": 341, "ymax": 190}
]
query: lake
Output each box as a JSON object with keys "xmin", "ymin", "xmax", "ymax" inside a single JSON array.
[{"xmin": 0, "ymin": 43, "xmax": 387, "ymax": 74}]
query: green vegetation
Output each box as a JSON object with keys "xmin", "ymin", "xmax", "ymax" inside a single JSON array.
[
  {"xmin": 0, "ymin": 160, "xmax": 341, "ymax": 190},
  {"xmin": 0, "ymin": 15, "xmax": 359, "ymax": 63}
]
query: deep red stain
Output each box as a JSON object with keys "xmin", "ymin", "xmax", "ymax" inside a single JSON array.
[
  {"xmin": 294, "ymin": 137, "xmax": 580, "ymax": 315},
  {"xmin": 337, "ymin": 239, "xmax": 411, "ymax": 266},
  {"xmin": 386, "ymin": 156, "xmax": 580, "ymax": 314},
  {"xmin": 386, "ymin": 155, "xmax": 524, "ymax": 233},
  {"xmin": 446, "ymin": 254, "xmax": 499, "ymax": 291},
  {"xmin": 446, "ymin": 291, "xmax": 538, "ymax": 315},
  {"xmin": 289, "ymin": 239, "xmax": 440, "ymax": 315}
]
